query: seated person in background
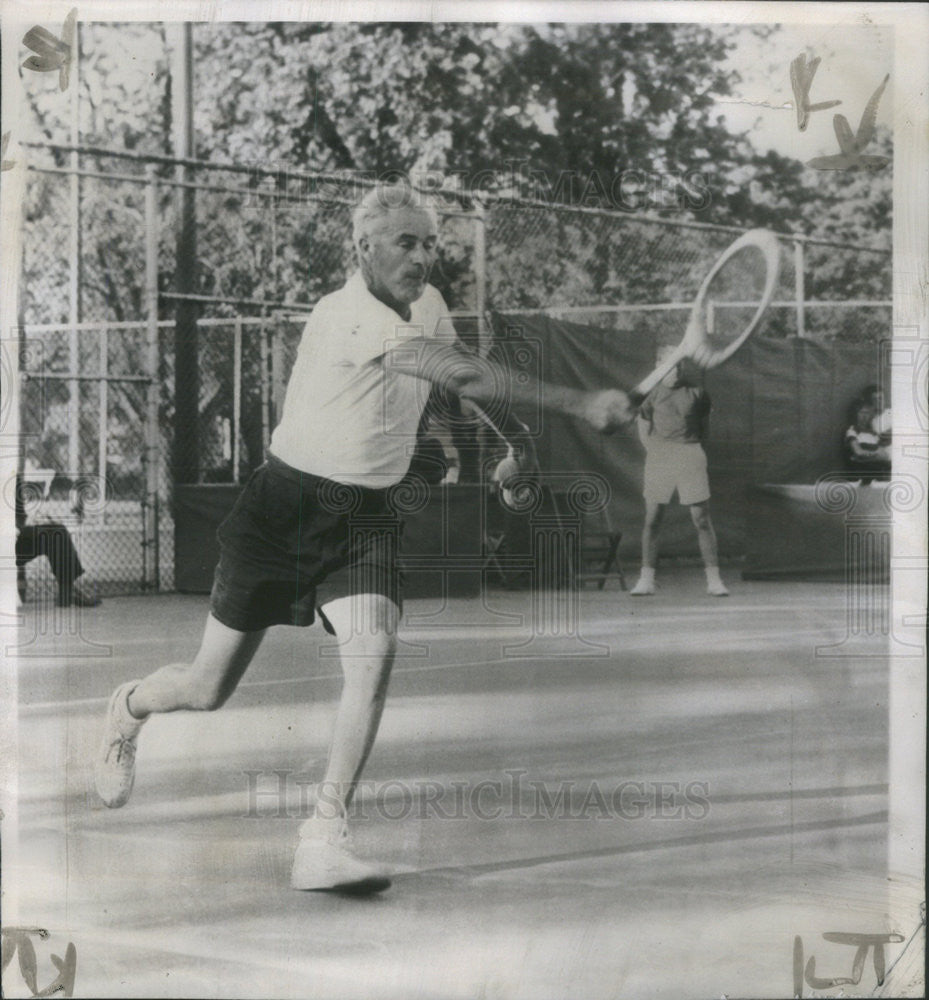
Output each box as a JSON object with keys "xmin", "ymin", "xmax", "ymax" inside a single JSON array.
[
  {"xmin": 15, "ymin": 474, "xmax": 103, "ymax": 607},
  {"xmin": 851, "ymin": 384, "xmax": 892, "ymax": 444},
  {"xmin": 866, "ymin": 385, "xmax": 892, "ymax": 446},
  {"xmin": 844, "ymin": 402, "xmax": 891, "ymax": 484},
  {"xmin": 629, "ymin": 346, "xmax": 728, "ymax": 598}
]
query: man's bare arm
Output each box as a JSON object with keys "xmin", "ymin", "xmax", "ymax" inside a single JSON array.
[{"xmin": 388, "ymin": 338, "xmax": 633, "ymax": 433}]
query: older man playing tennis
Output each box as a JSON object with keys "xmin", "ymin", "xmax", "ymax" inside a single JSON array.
[{"xmin": 94, "ymin": 181, "xmax": 633, "ymax": 892}]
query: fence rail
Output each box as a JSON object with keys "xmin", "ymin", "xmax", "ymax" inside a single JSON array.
[{"xmin": 16, "ymin": 144, "xmax": 892, "ymax": 595}]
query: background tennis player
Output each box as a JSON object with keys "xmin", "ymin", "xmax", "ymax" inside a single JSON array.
[{"xmin": 629, "ymin": 345, "xmax": 729, "ymax": 597}]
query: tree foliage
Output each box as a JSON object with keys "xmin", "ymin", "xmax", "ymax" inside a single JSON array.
[
  {"xmin": 19, "ymin": 18, "xmax": 891, "ymax": 321},
  {"xmin": 20, "ymin": 20, "xmax": 893, "ymax": 236},
  {"xmin": 16, "ymin": 19, "xmax": 892, "ymax": 486}
]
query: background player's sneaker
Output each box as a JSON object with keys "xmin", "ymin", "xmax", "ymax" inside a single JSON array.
[
  {"xmin": 705, "ymin": 568, "xmax": 729, "ymax": 597},
  {"xmin": 94, "ymin": 681, "xmax": 144, "ymax": 808},
  {"xmin": 629, "ymin": 577, "xmax": 656, "ymax": 596},
  {"xmin": 291, "ymin": 817, "xmax": 391, "ymax": 892}
]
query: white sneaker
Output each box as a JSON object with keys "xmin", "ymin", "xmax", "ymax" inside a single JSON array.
[
  {"xmin": 94, "ymin": 681, "xmax": 143, "ymax": 808},
  {"xmin": 707, "ymin": 581, "xmax": 730, "ymax": 597},
  {"xmin": 291, "ymin": 828, "xmax": 391, "ymax": 893},
  {"xmin": 629, "ymin": 577, "xmax": 656, "ymax": 596}
]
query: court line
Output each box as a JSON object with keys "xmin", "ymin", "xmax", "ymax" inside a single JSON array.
[
  {"xmin": 393, "ymin": 810, "xmax": 888, "ymax": 881},
  {"xmin": 10, "ymin": 616, "xmax": 836, "ymax": 667},
  {"xmin": 35, "ymin": 779, "xmax": 886, "ymax": 827},
  {"xmin": 20, "ymin": 630, "xmax": 841, "ymax": 716},
  {"xmin": 18, "ymin": 657, "xmax": 528, "ymax": 713}
]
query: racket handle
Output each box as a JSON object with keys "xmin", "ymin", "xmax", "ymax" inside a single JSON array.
[
  {"xmin": 466, "ymin": 402, "xmax": 510, "ymax": 445},
  {"xmin": 633, "ymin": 344, "xmax": 686, "ymax": 398}
]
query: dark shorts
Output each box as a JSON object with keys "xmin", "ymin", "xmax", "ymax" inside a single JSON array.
[{"xmin": 210, "ymin": 455, "xmax": 402, "ymax": 633}]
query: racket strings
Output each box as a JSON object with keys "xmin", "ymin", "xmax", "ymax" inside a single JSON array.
[{"xmin": 699, "ymin": 245, "xmax": 772, "ymax": 355}]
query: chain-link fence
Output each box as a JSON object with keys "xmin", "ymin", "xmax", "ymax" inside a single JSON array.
[
  {"xmin": 484, "ymin": 197, "xmax": 891, "ymax": 341},
  {"xmin": 14, "ymin": 144, "xmax": 892, "ymax": 595}
]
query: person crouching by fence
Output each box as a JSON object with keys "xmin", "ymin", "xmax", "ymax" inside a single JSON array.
[{"xmin": 15, "ymin": 473, "xmax": 103, "ymax": 607}]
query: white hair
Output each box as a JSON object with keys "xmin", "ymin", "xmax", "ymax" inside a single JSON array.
[{"xmin": 351, "ymin": 182, "xmax": 439, "ymax": 251}]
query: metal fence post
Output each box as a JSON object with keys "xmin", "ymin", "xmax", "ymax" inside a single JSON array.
[
  {"xmin": 271, "ymin": 319, "xmax": 285, "ymax": 424},
  {"xmin": 143, "ymin": 165, "xmax": 161, "ymax": 590},
  {"xmin": 473, "ymin": 201, "xmax": 489, "ymax": 482},
  {"xmin": 474, "ymin": 200, "xmax": 488, "ymax": 356},
  {"xmin": 259, "ymin": 314, "xmax": 270, "ymax": 456},
  {"xmin": 68, "ymin": 70, "xmax": 81, "ymax": 475},
  {"xmin": 98, "ymin": 326, "xmax": 108, "ymax": 490},
  {"xmin": 793, "ymin": 238, "xmax": 806, "ymax": 339},
  {"xmin": 233, "ymin": 317, "xmax": 242, "ymax": 481},
  {"xmin": 170, "ymin": 22, "xmax": 199, "ymax": 484}
]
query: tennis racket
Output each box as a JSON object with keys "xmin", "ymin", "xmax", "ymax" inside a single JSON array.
[
  {"xmin": 633, "ymin": 228, "xmax": 782, "ymax": 400},
  {"xmin": 464, "ymin": 401, "xmax": 539, "ymax": 508}
]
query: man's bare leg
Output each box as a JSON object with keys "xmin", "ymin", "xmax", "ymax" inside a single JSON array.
[
  {"xmin": 127, "ymin": 614, "xmax": 266, "ymax": 717},
  {"xmin": 94, "ymin": 615, "xmax": 265, "ymax": 808},
  {"xmin": 689, "ymin": 501, "xmax": 728, "ymax": 596},
  {"xmin": 292, "ymin": 592, "xmax": 397, "ymax": 890},
  {"xmin": 306, "ymin": 592, "xmax": 398, "ymax": 820}
]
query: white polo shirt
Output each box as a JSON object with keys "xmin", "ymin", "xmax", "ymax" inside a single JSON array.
[{"xmin": 269, "ymin": 272, "xmax": 457, "ymax": 487}]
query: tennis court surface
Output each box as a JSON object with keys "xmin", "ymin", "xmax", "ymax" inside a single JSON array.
[{"xmin": 9, "ymin": 574, "xmax": 906, "ymax": 999}]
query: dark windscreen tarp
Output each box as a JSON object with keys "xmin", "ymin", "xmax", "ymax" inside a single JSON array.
[{"xmin": 490, "ymin": 311, "xmax": 883, "ymax": 560}]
